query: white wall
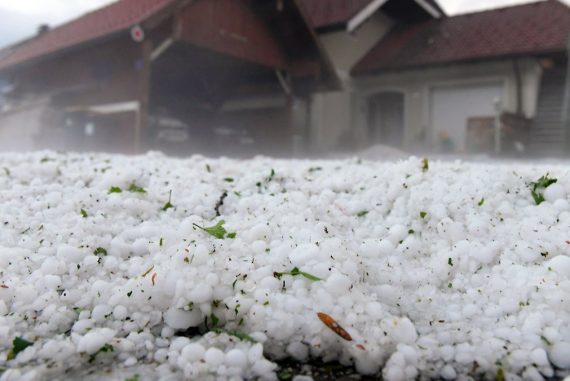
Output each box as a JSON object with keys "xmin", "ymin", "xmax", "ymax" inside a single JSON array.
[
  {"xmin": 351, "ymin": 58, "xmax": 543, "ymax": 152},
  {"xmin": 310, "ymin": 12, "xmax": 394, "ymax": 153}
]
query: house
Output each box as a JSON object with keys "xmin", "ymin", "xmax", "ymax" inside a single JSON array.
[
  {"xmin": 0, "ymin": 0, "xmax": 338, "ymax": 155},
  {"xmin": 1, "ymin": 0, "xmax": 569, "ymax": 157},
  {"xmin": 302, "ymin": 0, "xmax": 446, "ymax": 153},
  {"xmin": 306, "ymin": 0, "xmax": 570, "ymax": 156}
]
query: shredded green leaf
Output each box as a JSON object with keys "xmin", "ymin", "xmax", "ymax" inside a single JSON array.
[
  {"xmin": 193, "ymin": 220, "xmax": 235, "ymax": 239},
  {"xmin": 478, "ymin": 198, "xmax": 485, "ymax": 206},
  {"xmin": 88, "ymin": 343, "xmax": 114, "ymax": 363},
  {"xmin": 162, "ymin": 190, "xmax": 174, "ymax": 211},
  {"xmin": 497, "ymin": 368, "xmax": 505, "ymax": 381},
  {"xmin": 212, "ymin": 328, "xmax": 257, "ymax": 343},
  {"xmin": 448, "ymin": 258, "xmax": 453, "ymax": 266},
  {"xmin": 420, "ymin": 211, "xmax": 427, "ymax": 219},
  {"xmin": 530, "ymin": 174, "xmax": 557, "ymax": 205},
  {"xmin": 93, "ymin": 247, "xmax": 107, "ymax": 257},
  {"xmin": 108, "ymin": 186, "xmax": 122, "ymax": 194},
  {"xmin": 357, "ymin": 210, "xmax": 369, "ymax": 217},
  {"xmin": 541, "ymin": 335, "xmax": 552, "ymax": 346},
  {"xmin": 124, "ymin": 375, "xmax": 140, "ymax": 381},
  {"xmin": 266, "ymin": 169, "xmax": 276, "ymax": 182},
  {"xmin": 224, "ymin": 177, "xmax": 234, "ymax": 183},
  {"xmin": 274, "ymin": 267, "xmax": 322, "ymax": 281},
  {"xmin": 422, "ymin": 158, "xmax": 429, "ymax": 172},
  {"xmin": 80, "ymin": 209, "xmax": 88, "ymax": 218},
  {"xmin": 128, "ymin": 183, "xmax": 146, "ymax": 193},
  {"xmin": 7, "ymin": 337, "xmax": 33, "ymax": 360}
]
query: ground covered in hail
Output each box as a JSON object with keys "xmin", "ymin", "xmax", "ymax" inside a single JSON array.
[{"xmin": 0, "ymin": 151, "xmax": 570, "ymax": 381}]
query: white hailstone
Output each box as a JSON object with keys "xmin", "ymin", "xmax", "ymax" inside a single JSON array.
[
  {"xmin": 188, "ymin": 284, "xmax": 212, "ymax": 304},
  {"xmin": 289, "ymin": 244, "xmax": 319, "ymax": 267},
  {"xmin": 547, "ymin": 255, "xmax": 570, "ymax": 277},
  {"xmin": 248, "ymin": 343, "xmax": 265, "ymax": 363},
  {"xmin": 530, "ymin": 348, "xmax": 549, "ymax": 367},
  {"xmin": 286, "ymin": 342, "xmax": 309, "ymax": 361},
  {"xmin": 554, "ymin": 199, "xmax": 570, "ymax": 211},
  {"xmin": 204, "ymin": 348, "xmax": 225, "ymax": 367},
  {"xmin": 543, "ymin": 183, "xmax": 566, "ymax": 203},
  {"xmin": 324, "ymin": 273, "xmax": 351, "ymax": 296},
  {"xmin": 251, "ymin": 358, "xmax": 277, "ymax": 377},
  {"xmin": 515, "ymin": 245, "xmax": 540, "ymax": 263},
  {"xmin": 392, "ymin": 318, "xmax": 418, "ymax": 344},
  {"xmin": 56, "ymin": 244, "xmax": 86, "ymax": 263},
  {"xmin": 77, "ymin": 329, "xmax": 115, "ymax": 354},
  {"xmin": 224, "ymin": 349, "xmax": 248, "ymax": 369},
  {"xmin": 170, "ymin": 337, "xmax": 191, "ymax": 351},
  {"xmin": 387, "ymin": 224, "xmax": 407, "ymax": 244},
  {"xmin": 522, "ymin": 367, "xmax": 544, "ymax": 381},
  {"xmin": 163, "ymin": 308, "xmax": 202, "ymax": 330},
  {"xmin": 91, "ymin": 304, "xmax": 112, "ymax": 322},
  {"xmin": 549, "ymin": 342, "xmax": 570, "ymax": 369},
  {"xmin": 181, "ymin": 343, "xmax": 206, "ymax": 362},
  {"xmin": 440, "ymin": 365, "xmax": 457, "ymax": 380},
  {"xmin": 112, "ymin": 305, "xmax": 128, "ymax": 321}
]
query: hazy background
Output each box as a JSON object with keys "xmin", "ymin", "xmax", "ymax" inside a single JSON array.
[{"xmin": 1, "ymin": 0, "xmax": 570, "ymax": 49}]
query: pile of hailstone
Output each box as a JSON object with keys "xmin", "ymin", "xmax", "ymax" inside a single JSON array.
[{"xmin": 1, "ymin": 151, "xmax": 570, "ymax": 381}]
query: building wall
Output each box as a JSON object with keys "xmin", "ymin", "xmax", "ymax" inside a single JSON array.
[
  {"xmin": 349, "ymin": 58, "xmax": 543, "ymax": 153},
  {"xmin": 310, "ymin": 12, "xmax": 394, "ymax": 153}
]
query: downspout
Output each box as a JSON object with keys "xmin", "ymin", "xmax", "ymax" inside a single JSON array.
[{"xmin": 513, "ymin": 59, "xmax": 523, "ymax": 115}]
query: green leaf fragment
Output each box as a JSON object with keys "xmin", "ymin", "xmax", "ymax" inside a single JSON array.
[
  {"xmin": 530, "ymin": 174, "xmax": 557, "ymax": 205},
  {"xmin": 212, "ymin": 328, "xmax": 257, "ymax": 343},
  {"xmin": 108, "ymin": 186, "xmax": 122, "ymax": 194},
  {"xmin": 478, "ymin": 198, "xmax": 485, "ymax": 206},
  {"xmin": 422, "ymin": 158, "xmax": 429, "ymax": 172},
  {"xmin": 124, "ymin": 375, "xmax": 140, "ymax": 381},
  {"xmin": 274, "ymin": 267, "xmax": 322, "ymax": 281},
  {"xmin": 80, "ymin": 209, "xmax": 88, "ymax": 218},
  {"xmin": 224, "ymin": 177, "xmax": 234, "ymax": 183},
  {"xmin": 420, "ymin": 211, "xmax": 427, "ymax": 219},
  {"xmin": 266, "ymin": 169, "xmax": 276, "ymax": 182},
  {"xmin": 88, "ymin": 343, "xmax": 114, "ymax": 363},
  {"xmin": 93, "ymin": 247, "xmax": 107, "ymax": 256},
  {"xmin": 7, "ymin": 337, "xmax": 33, "ymax": 360},
  {"xmin": 497, "ymin": 368, "xmax": 505, "ymax": 381},
  {"xmin": 162, "ymin": 190, "xmax": 174, "ymax": 211},
  {"xmin": 128, "ymin": 183, "xmax": 146, "ymax": 193},
  {"xmin": 193, "ymin": 220, "xmax": 235, "ymax": 239},
  {"xmin": 357, "ymin": 210, "xmax": 369, "ymax": 217}
]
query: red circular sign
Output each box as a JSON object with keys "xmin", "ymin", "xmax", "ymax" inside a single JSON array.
[{"xmin": 130, "ymin": 25, "xmax": 145, "ymax": 42}]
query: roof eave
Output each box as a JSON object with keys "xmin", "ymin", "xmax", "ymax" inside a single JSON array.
[{"xmin": 352, "ymin": 49, "xmax": 568, "ymax": 77}]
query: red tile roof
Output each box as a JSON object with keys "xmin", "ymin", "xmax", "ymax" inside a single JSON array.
[
  {"xmin": 353, "ymin": 0, "xmax": 570, "ymax": 75},
  {"xmin": 300, "ymin": 0, "xmax": 374, "ymax": 29},
  {"xmin": 0, "ymin": 0, "xmax": 174, "ymax": 71},
  {"xmin": 300, "ymin": 0, "xmax": 444, "ymax": 30}
]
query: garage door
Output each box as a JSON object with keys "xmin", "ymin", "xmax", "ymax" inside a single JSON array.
[{"xmin": 431, "ymin": 82, "xmax": 503, "ymax": 153}]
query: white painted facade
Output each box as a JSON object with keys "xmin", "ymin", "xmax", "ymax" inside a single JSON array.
[
  {"xmin": 309, "ymin": 12, "xmax": 394, "ymax": 152},
  {"xmin": 309, "ymin": 6, "xmax": 545, "ymax": 154},
  {"xmin": 351, "ymin": 58, "xmax": 543, "ymax": 153},
  {"xmin": 310, "ymin": 17, "xmax": 544, "ymax": 154}
]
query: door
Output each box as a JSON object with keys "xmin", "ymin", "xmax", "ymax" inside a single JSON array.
[
  {"xmin": 368, "ymin": 92, "xmax": 404, "ymax": 147},
  {"xmin": 431, "ymin": 82, "xmax": 503, "ymax": 153}
]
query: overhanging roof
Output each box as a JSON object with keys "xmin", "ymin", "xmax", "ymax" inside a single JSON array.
[
  {"xmin": 353, "ymin": 0, "xmax": 570, "ymax": 75},
  {"xmin": 0, "ymin": 0, "xmax": 174, "ymax": 72}
]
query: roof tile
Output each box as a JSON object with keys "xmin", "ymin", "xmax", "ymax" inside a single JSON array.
[
  {"xmin": 353, "ymin": 0, "xmax": 570, "ymax": 75},
  {"xmin": 0, "ymin": 0, "xmax": 174, "ymax": 71}
]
